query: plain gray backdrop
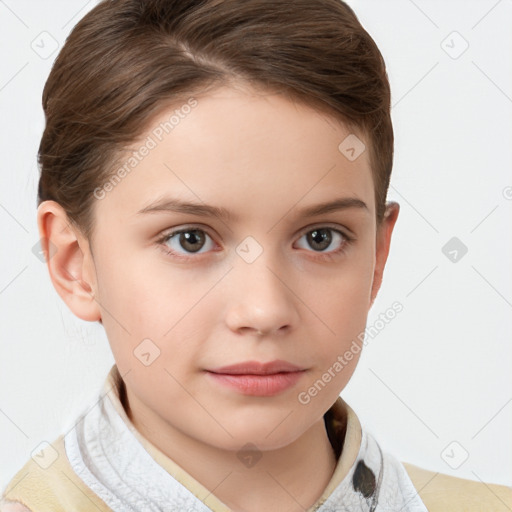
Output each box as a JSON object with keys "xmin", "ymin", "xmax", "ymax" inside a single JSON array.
[{"xmin": 1, "ymin": 0, "xmax": 511, "ymax": 491}]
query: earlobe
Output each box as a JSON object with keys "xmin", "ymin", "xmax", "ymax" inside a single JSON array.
[
  {"xmin": 36, "ymin": 200, "xmax": 101, "ymax": 322},
  {"xmin": 369, "ymin": 201, "xmax": 400, "ymax": 309}
]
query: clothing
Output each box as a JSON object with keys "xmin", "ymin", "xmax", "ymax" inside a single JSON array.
[{"xmin": 1, "ymin": 365, "xmax": 511, "ymax": 511}]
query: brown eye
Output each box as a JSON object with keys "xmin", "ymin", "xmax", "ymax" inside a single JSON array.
[
  {"xmin": 294, "ymin": 226, "xmax": 354, "ymax": 261},
  {"xmin": 306, "ymin": 228, "xmax": 333, "ymax": 252},
  {"xmin": 176, "ymin": 230, "xmax": 206, "ymax": 253},
  {"xmin": 161, "ymin": 228, "xmax": 215, "ymax": 257},
  {"xmin": 296, "ymin": 227, "xmax": 347, "ymax": 253}
]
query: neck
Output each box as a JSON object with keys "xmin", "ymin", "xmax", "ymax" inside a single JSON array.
[{"xmin": 125, "ymin": 389, "xmax": 338, "ymax": 512}]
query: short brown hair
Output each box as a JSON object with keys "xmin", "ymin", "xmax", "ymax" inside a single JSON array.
[{"xmin": 37, "ymin": 0, "xmax": 393, "ymax": 238}]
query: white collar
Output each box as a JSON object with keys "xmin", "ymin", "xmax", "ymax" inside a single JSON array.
[{"xmin": 64, "ymin": 365, "xmax": 427, "ymax": 511}]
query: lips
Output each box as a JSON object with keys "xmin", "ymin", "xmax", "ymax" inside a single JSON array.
[
  {"xmin": 206, "ymin": 360, "xmax": 306, "ymax": 396},
  {"xmin": 208, "ymin": 359, "xmax": 304, "ymax": 375}
]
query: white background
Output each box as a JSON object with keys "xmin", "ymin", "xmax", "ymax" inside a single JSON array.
[{"xmin": 1, "ymin": 0, "xmax": 511, "ymax": 493}]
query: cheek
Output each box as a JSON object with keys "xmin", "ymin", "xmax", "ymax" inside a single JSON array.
[
  {"xmin": 315, "ymin": 254, "xmax": 374, "ymax": 335},
  {"xmin": 91, "ymin": 250, "xmax": 169, "ymax": 366},
  {"xmin": 95, "ymin": 254, "xmax": 221, "ymax": 371},
  {"xmin": 304, "ymin": 251, "xmax": 374, "ymax": 380}
]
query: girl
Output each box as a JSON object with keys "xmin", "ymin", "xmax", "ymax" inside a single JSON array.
[{"xmin": 2, "ymin": 0, "xmax": 510, "ymax": 510}]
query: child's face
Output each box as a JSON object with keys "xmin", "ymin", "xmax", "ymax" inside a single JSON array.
[{"xmin": 77, "ymin": 83, "xmax": 397, "ymax": 450}]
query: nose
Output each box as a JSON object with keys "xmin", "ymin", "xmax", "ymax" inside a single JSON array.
[{"xmin": 223, "ymin": 254, "xmax": 301, "ymax": 338}]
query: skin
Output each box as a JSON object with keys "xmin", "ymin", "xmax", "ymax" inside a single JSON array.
[{"xmin": 38, "ymin": 82, "xmax": 399, "ymax": 512}]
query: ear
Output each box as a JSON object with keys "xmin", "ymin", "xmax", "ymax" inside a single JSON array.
[
  {"xmin": 369, "ymin": 201, "xmax": 400, "ymax": 309},
  {"xmin": 36, "ymin": 200, "xmax": 101, "ymax": 322}
]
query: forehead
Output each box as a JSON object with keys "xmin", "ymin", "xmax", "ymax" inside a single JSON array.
[{"xmin": 97, "ymin": 84, "xmax": 375, "ymax": 224}]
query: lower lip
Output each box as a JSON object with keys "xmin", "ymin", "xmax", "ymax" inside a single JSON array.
[{"xmin": 206, "ymin": 371, "xmax": 305, "ymax": 396}]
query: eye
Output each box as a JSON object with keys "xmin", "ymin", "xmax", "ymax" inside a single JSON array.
[
  {"xmin": 294, "ymin": 227, "xmax": 352, "ymax": 259},
  {"xmin": 297, "ymin": 227, "xmax": 352, "ymax": 260},
  {"xmin": 158, "ymin": 227, "xmax": 216, "ymax": 260}
]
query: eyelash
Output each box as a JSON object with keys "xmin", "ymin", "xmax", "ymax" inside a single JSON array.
[{"xmin": 156, "ymin": 224, "xmax": 355, "ymax": 263}]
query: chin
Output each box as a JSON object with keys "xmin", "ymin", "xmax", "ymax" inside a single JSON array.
[
  {"xmin": 215, "ymin": 416, "xmax": 307, "ymax": 450},
  {"xmin": 208, "ymin": 431, "xmax": 300, "ymax": 453}
]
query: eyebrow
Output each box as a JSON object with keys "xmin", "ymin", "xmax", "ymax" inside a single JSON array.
[{"xmin": 137, "ymin": 196, "xmax": 369, "ymax": 221}]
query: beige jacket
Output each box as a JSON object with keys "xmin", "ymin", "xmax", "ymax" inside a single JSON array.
[{"xmin": 2, "ymin": 365, "xmax": 511, "ymax": 511}]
